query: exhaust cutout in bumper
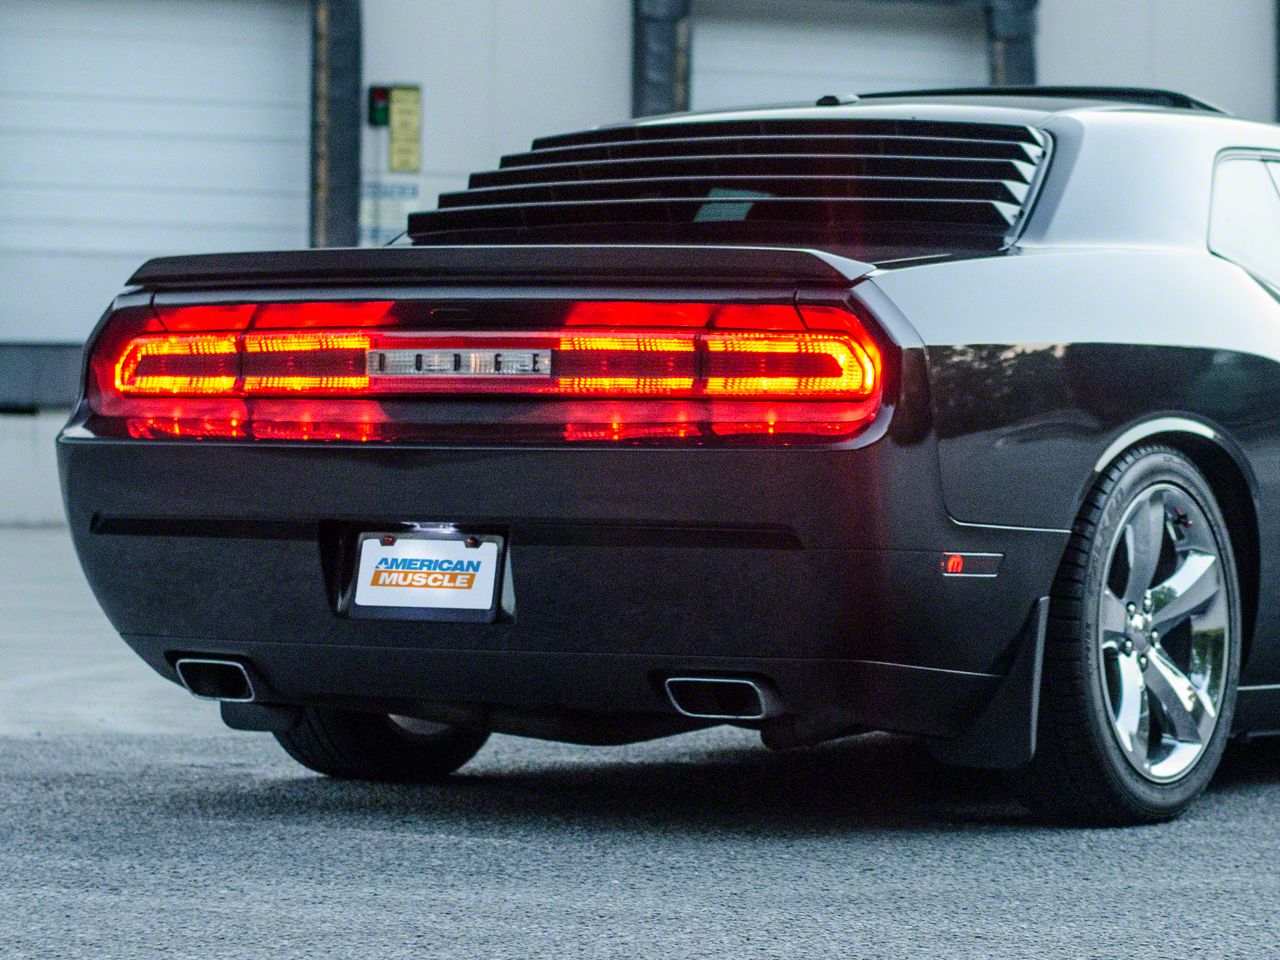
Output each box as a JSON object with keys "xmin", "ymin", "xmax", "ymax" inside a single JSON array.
[
  {"xmin": 664, "ymin": 676, "xmax": 781, "ymax": 721},
  {"xmin": 174, "ymin": 658, "xmax": 255, "ymax": 703}
]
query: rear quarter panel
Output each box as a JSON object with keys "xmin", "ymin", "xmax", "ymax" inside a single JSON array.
[{"xmin": 872, "ymin": 247, "xmax": 1280, "ymax": 681}]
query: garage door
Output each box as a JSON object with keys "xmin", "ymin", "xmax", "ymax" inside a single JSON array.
[
  {"xmin": 691, "ymin": 0, "xmax": 988, "ymax": 111},
  {"xmin": 0, "ymin": 0, "xmax": 311, "ymax": 344}
]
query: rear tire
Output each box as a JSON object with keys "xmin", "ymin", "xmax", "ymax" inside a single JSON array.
[
  {"xmin": 275, "ymin": 708, "xmax": 489, "ymax": 782},
  {"xmin": 1017, "ymin": 445, "xmax": 1240, "ymax": 825}
]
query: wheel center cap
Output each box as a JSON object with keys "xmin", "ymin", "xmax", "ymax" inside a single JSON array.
[{"xmin": 1128, "ymin": 612, "xmax": 1154, "ymax": 651}]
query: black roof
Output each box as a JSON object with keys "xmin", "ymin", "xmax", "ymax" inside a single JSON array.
[{"xmin": 848, "ymin": 86, "xmax": 1226, "ymax": 114}]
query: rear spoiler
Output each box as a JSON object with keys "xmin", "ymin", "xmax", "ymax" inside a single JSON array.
[{"xmin": 127, "ymin": 244, "xmax": 876, "ymax": 291}]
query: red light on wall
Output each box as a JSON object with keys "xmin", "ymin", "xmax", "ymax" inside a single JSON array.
[{"xmin": 368, "ymin": 86, "xmax": 391, "ymax": 126}]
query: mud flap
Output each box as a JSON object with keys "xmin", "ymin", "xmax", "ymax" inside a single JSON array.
[{"xmin": 929, "ymin": 596, "xmax": 1048, "ymax": 770}]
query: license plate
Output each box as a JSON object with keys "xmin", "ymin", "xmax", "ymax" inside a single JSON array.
[{"xmin": 351, "ymin": 531, "xmax": 503, "ymax": 621}]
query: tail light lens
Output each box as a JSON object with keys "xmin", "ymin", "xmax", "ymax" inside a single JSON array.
[
  {"xmin": 86, "ymin": 300, "xmax": 884, "ymax": 444},
  {"xmin": 111, "ymin": 328, "xmax": 873, "ymax": 400}
]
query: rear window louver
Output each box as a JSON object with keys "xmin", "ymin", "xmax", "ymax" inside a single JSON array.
[{"xmin": 407, "ymin": 117, "xmax": 1049, "ymax": 248}]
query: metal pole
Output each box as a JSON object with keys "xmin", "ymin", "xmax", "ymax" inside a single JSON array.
[
  {"xmin": 986, "ymin": 0, "xmax": 1038, "ymax": 86},
  {"xmin": 311, "ymin": 0, "xmax": 362, "ymax": 247},
  {"xmin": 632, "ymin": 0, "xmax": 691, "ymax": 117}
]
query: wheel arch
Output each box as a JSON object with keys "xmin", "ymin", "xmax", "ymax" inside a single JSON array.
[{"xmin": 1088, "ymin": 417, "xmax": 1261, "ymax": 670}]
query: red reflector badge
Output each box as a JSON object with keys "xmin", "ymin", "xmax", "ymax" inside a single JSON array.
[{"xmin": 939, "ymin": 553, "xmax": 1002, "ymax": 577}]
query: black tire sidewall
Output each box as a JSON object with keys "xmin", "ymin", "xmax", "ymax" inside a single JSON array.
[
  {"xmin": 276, "ymin": 708, "xmax": 490, "ymax": 782},
  {"xmin": 1073, "ymin": 447, "xmax": 1241, "ymax": 817}
]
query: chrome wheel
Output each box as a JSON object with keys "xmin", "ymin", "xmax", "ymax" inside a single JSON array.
[{"xmin": 1098, "ymin": 483, "xmax": 1231, "ymax": 783}]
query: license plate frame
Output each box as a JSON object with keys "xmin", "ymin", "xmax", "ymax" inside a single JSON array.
[{"xmin": 349, "ymin": 529, "xmax": 505, "ymax": 623}]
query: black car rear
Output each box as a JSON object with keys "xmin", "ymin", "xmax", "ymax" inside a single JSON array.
[
  {"xmin": 60, "ymin": 235, "xmax": 1061, "ymax": 743},
  {"xmin": 60, "ymin": 105, "xmax": 1074, "ymax": 788}
]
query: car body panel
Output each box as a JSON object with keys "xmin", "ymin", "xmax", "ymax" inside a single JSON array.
[
  {"xmin": 57, "ymin": 92, "xmax": 1280, "ymax": 763},
  {"xmin": 871, "ymin": 247, "xmax": 1280, "ymax": 683}
]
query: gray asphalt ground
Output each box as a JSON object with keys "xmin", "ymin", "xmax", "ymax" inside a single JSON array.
[{"xmin": 4, "ymin": 529, "xmax": 1280, "ymax": 959}]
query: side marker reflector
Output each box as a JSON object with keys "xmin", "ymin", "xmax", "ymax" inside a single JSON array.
[{"xmin": 940, "ymin": 553, "xmax": 1003, "ymax": 578}]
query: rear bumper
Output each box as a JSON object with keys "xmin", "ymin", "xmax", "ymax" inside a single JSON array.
[
  {"xmin": 130, "ymin": 639, "xmax": 1001, "ymax": 741},
  {"xmin": 59, "ymin": 416, "xmax": 1067, "ymax": 749}
]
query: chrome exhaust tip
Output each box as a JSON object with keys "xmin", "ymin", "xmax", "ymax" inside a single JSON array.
[
  {"xmin": 174, "ymin": 658, "xmax": 256, "ymax": 703},
  {"xmin": 664, "ymin": 676, "xmax": 781, "ymax": 720}
]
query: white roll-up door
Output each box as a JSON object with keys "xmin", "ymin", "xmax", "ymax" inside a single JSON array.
[
  {"xmin": 691, "ymin": 0, "xmax": 989, "ymax": 112},
  {"xmin": 0, "ymin": 0, "xmax": 312, "ymax": 344}
]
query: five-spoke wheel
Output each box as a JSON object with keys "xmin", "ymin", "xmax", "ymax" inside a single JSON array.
[
  {"xmin": 1097, "ymin": 483, "xmax": 1230, "ymax": 783},
  {"xmin": 1018, "ymin": 445, "xmax": 1240, "ymax": 824}
]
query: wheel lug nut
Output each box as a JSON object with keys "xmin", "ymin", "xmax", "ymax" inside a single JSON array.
[
  {"xmin": 1150, "ymin": 630, "xmax": 1159, "ymax": 643},
  {"xmin": 1127, "ymin": 603, "xmax": 1137, "ymax": 614},
  {"xmin": 1139, "ymin": 655, "xmax": 1149, "ymax": 669},
  {"xmin": 1143, "ymin": 596, "xmax": 1153, "ymax": 612},
  {"xmin": 1122, "ymin": 639, "xmax": 1134, "ymax": 654}
]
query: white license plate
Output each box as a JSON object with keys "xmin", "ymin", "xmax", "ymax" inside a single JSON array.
[{"xmin": 353, "ymin": 532, "xmax": 502, "ymax": 619}]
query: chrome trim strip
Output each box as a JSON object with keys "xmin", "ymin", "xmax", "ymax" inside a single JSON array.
[{"xmin": 949, "ymin": 517, "xmax": 1071, "ymax": 534}]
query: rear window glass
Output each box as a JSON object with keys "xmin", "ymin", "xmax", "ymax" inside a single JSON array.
[{"xmin": 1209, "ymin": 157, "xmax": 1280, "ymax": 288}]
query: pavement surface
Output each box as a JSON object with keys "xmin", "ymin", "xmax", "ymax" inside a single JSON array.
[{"xmin": 4, "ymin": 528, "xmax": 1280, "ymax": 959}]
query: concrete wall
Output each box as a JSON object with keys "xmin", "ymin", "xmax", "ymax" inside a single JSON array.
[
  {"xmin": 1037, "ymin": 0, "xmax": 1277, "ymax": 121},
  {"xmin": 358, "ymin": 0, "xmax": 632, "ymax": 243},
  {"xmin": 0, "ymin": 412, "xmax": 68, "ymax": 526},
  {"xmin": 690, "ymin": 0, "xmax": 988, "ymax": 111}
]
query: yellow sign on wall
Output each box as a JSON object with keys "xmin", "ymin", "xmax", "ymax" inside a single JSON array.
[{"xmin": 388, "ymin": 85, "xmax": 421, "ymax": 174}]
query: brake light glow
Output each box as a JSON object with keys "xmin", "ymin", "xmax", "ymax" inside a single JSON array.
[
  {"xmin": 110, "ymin": 328, "xmax": 874, "ymax": 400},
  {"xmin": 701, "ymin": 332, "xmax": 872, "ymax": 397},
  {"xmin": 242, "ymin": 331, "xmax": 372, "ymax": 393},
  {"xmin": 114, "ymin": 333, "xmax": 240, "ymax": 395},
  {"xmin": 88, "ymin": 300, "xmax": 886, "ymax": 444}
]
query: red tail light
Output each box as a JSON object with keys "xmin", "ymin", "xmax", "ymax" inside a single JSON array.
[
  {"xmin": 87, "ymin": 300, "xmax": 884, "ymax": 444},
  {"xmin": 110, "ymin": 328, "xmax": 874, "ymax": 400}
]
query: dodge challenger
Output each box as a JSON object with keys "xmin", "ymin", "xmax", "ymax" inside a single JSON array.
[{"xmin": 60, "ymin": 86, "xmax": 1280, "ymax": 824}]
